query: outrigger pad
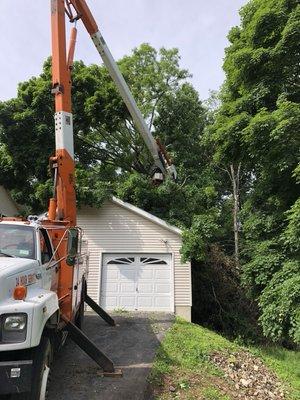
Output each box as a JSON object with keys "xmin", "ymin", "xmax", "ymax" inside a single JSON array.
[{"xmin": 99, "ymin": 368, "xmax": 123, "ymax": 378}]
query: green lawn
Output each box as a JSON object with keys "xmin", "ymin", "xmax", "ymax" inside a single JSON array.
[{"xmin": 149, "ymin": 318, "xmax": 300, "ymax": 400}]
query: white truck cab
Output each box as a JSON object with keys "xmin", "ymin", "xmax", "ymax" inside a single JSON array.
[
  {"xmin": 0, "ymin": 220, "xmax": 61, "ymax": 397},
  {"xmin": 0, "ymin": 221, "xmax": 60, "ymax": 348}
]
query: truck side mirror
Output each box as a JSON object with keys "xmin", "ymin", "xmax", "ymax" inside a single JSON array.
[{"xmin": 66, "ymin": 228, "xmax": 79, "ymax": 266}]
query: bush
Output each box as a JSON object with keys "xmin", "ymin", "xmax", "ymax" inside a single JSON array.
[{"xmin": 192, "ymin": 245, "xmax": 262, "ymax": 343}]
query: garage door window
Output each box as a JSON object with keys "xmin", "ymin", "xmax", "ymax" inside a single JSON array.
[
  {"xmin": 140, "ymin": 257, "xmax": 167, "ymax": 264},
  {"xmin": 107, "ymin": 257, "xmax": 134, "ymax": 265}
]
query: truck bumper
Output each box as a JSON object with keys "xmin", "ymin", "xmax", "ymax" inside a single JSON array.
[{"xmin": 0, "ymin": 360, "xmax": 32, "ymax": 394}]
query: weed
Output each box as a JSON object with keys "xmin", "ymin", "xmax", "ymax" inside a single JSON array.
[{"xmin": 202, "ymin": 387, "xmax": 230, "ymax": 400}]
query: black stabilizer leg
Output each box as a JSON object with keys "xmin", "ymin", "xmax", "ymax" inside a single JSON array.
[
  {"xmin": 85, "ymin": 294, "xmax": 115, "ymax": 326},
  {"xmin": 63, "ymin": 318, "xmax": 122, "ymax": 377}
]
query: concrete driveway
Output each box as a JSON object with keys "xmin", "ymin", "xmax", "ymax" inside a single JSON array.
[{"xmin": 48, "ymin": 312, "xmax": 173, "ymax": 400}]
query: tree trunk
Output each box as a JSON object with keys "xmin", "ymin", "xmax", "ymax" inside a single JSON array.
[{"xmin": 229, "ymin": 163, "xmax": 241, "ymax": 269}]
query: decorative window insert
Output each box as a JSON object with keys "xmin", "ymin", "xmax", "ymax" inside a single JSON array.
[
  {"xmin": 140, "ymin": 257, "xmax": 167, "ymax": 265},
  {"xmin": 107, "ymin": 257, "xmax": 135, "ymax": 265}
]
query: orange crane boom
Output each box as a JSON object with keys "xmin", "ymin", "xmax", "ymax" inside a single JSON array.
[
  {"xmin": 48, "ymin": 0, "xmax": 177, "ymax": 319},
  {"xmin": 50, "ymin": 0, "xmax": 76, "ymax": 227}
]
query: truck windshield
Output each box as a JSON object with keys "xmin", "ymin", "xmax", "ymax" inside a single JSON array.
[{"xmin": 0, "ymin": 225, "xmax": 36, "ymax": 260}]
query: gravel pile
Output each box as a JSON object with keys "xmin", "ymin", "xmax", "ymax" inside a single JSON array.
[{"xmin": 210, "ymin": 351, "xmax": 287, "ymax": 400}]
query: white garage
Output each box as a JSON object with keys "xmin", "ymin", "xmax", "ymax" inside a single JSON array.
[{"xmin": 77, "ymin": 197, "xmax": 192, "ymax": 321}]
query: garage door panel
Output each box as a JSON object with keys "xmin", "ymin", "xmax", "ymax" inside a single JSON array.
[
  {"xmin": 119, "ymin": 268, "xmax": 135, "ymax": 281},
  {"xmin": 137, "ymin": 296, "xmax": 153, "ymax": 308},
  {"xmin": 138, "ymin": 283, "xmax": 153, "ymax": 293},
  {"xmin": 102, "ymin": 296, "xmax": 118, "ymax": 308},
  {"xmin": 120, "ymin": 296, "xmax": 135, "ymax": 308},
  {"xmin": 120, "ymin": 282, "xmax": 135, "ymax": 293},
  {"xmin": 155, "ymin": 283, "xmax": 171, "ymax": 294},
  {"xmin": 137, "ymin": 296, "xmax": 171, "ymax": 310},
  {"xmin": 154, "ymin": 297, "xmax": 171, "ymax": 308},
  {"xmin": 138, "ymin": 268, "xmax": 153, "ymax": 279},
  {"xmin": 101, "ymin": 253, "xmax": 173, "ymax": 311},
  {"xmin": 154, "ymin": 268, "xmax": 171, "ymax": 279},
  {"xmin": 105, "ymin": 268, "xmax": 119, "ymax": 280},
  {"xmin": 104, "ymin": 282, "xmax": 119, "ymax": 293}
]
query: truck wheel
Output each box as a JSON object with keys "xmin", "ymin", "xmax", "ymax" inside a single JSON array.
[{"xmin": 30, "ymin": 336, "xmax": 53, "ymax": 400}]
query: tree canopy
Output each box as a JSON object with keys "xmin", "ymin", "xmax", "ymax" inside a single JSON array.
[
  {"xmin": 0, "ymin": 44, "xmax": 203, "ymax": 213},
  {"xmin": 207, "ymin": 0, "xmax": 300, "ymax": 345}
]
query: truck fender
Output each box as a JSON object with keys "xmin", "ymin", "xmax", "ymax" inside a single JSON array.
[
  {"xmin": 30, "ymin": 290, "xmax": 60, "ymax": 348},
  {"xmin": 46, "ymin": 309, "xmax": 60, "ymax": 328}
]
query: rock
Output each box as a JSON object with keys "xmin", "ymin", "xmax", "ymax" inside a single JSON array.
[
  {"xmin": 169, "ymin": 385, "xmax": 176, "ymax": 392},
  {"xmin": 240, "ymin": 378, "xmax": 251, "ymax": 387},
  {"xmin": 209, "ymin": 350, "xmax": 286, "ymax": 400}
]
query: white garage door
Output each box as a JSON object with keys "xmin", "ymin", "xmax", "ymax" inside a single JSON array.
[{"xmin": 101, "ymin": 254, "xmax": 173, "ymax": 311}]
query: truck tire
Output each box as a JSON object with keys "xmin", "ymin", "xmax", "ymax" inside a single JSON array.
[{"xmin": 30, "ymin": 336, "xmax": 53, "ymax": 400}]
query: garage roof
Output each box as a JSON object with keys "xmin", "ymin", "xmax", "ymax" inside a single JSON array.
[{"xmin": 111, "ymin": 196, "xmax": 182, "ymax": 236}]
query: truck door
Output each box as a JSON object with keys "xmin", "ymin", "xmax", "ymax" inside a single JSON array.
[
  {"xmin": 39, "ymin": 229, "xmax": 58, "ymax": 291},
  {"xmin": 76, "ymin": 231, "xmax": 86, "ymax": 307},
  {"xmin": 69, "ymin": 229, "xmax": 86, "ymax": 313}
]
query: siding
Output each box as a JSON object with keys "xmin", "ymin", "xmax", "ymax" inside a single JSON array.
[
  {"xmin": 0, "ymin": 186, "xmax": 18, "ymax": 216},
  {"xmin": 77, "ymin": 200, "xmax": 192, "ymax": 308}
]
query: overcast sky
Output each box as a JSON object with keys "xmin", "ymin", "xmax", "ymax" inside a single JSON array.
[{"xmin": 0, "ymin": 0, "xmax": 247, "ymax": 102}]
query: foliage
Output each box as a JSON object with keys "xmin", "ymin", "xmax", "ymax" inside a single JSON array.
[
  {"xmin": 191, "ymin": 245, "xmax": 262, "ymax": 343},
  {"xmin": 209, "ymin": 0, "xmax": 300, "ymax": 345},
  {"xmin": 181, "ymin": 213, "xmax": 220, "ymax": 262},
  {"xmin": 283, "ymin": 198, "xmax": 300, "ymax": 253},
  {"xmin": 0, "ymin": 44, "xmax": 193, "ymax": 212},
  {"xmin": 258, "ymin": 260, "xmax": 300, "ymax": 345}
]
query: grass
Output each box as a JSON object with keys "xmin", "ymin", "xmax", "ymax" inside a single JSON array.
[
  {"xmin": 149, "ymin": 318, "xmax": 300, "ymax": 400},
  {"xmin": 112, "ymin": 307, "xmax": 130, "ymax": 315},
  {"xmin": 202, "ymin": 387, "xmax": 230, "ymax": 400}
]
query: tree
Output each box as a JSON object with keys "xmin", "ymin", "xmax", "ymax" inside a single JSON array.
[
  {"xmin": 0, "ymin": 44, "xmax": 192, "ymax": 212},
  {"xmin": 210, "ymin": 0, "xmax": 300, "ymax": 344}
]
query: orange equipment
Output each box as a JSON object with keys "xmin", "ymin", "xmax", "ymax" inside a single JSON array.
[{"xmin": 47, "ymin": 0, "xmax": 177, "ymax": 321}]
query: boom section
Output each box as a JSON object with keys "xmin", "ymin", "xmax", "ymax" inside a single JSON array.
[
  {"xmin": 51, "ymin": 0, "xmax": 76, "ymax": 225},
  {"xmin": 50, "ymin": 0, "xmax": 77, "ymax": 319}
]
